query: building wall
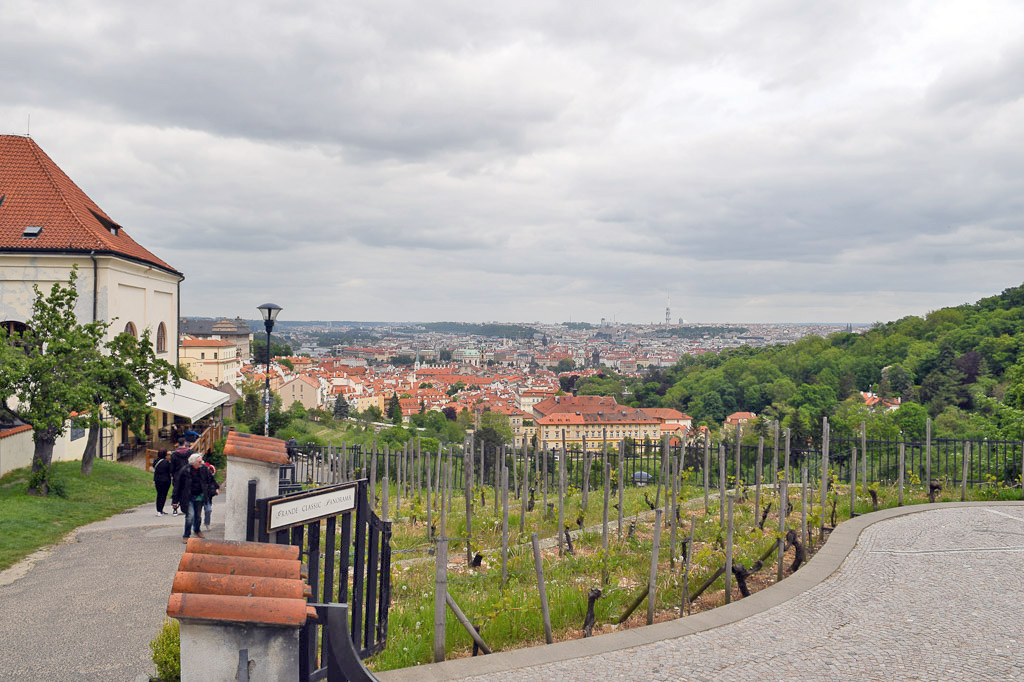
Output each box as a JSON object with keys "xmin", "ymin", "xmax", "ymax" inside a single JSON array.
[
  {"xmin": 0, "ymin": 253, "xmax": 181, "ymax": 365},
  {"xmin": 179, "ymin": 343, "xmax": 240, "ymax": 387}
]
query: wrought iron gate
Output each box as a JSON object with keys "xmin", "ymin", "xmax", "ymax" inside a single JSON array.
[{"xmin": 247, "ymin": 479, "xmax": 392, "ymax": 681}]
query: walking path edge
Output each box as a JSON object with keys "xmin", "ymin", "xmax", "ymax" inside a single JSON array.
[{"xmin": 376, "ymin": 500, "xmax": 1024, "ymax": 681}]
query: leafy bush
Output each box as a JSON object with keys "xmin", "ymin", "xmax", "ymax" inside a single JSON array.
[
  {"xmin": 205, "ymin": 437, "xmax": 226, "ymax": 471},
  {"xmin": 149, "ymin": 618, "xmax": 180, "ymax": 681}
]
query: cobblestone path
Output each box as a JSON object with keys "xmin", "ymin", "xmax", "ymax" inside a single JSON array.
[{"xmin": 464, "ymin": 506, "xmax": 1024, "ymax": 681}]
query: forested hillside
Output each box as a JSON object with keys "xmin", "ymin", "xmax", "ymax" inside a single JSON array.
[{"xmin": 578, "ymin": 283, "xmax": 1024, "ymax": 444}]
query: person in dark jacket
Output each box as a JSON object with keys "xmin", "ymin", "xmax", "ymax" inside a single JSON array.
[
  {"xmin": 169, "ymin": 439, "xmax": 192, "ymax": 516},
  {"xmin": 153, "ymin": 449, "xmax": 172, "ymax": 516},
  {"xmin": 173, "ymin": 453, "xmax": 217, "ymax": 543}
]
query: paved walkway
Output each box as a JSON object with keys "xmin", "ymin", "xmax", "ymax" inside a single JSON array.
[
  {"xmin": 0, "ymin": 496, "xmax": 225, "ymax": 682},
  {"xmin": 381, "ymin": 502, "xmax": 1024, "ymax": 681}
]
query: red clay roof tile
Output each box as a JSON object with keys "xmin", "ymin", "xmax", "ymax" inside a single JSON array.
[{"xmin": 0, "ymin": 135, "xmax": 178, "ymax": 275}]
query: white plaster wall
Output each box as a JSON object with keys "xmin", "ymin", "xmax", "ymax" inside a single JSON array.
[
  {"xmin": 0, "ymin": 429, "xmax": 35, "ymax": 477},
  {"xmin": 224, "ymin": 456, "xmax": 281, "ymax": 542},
  {"xmin": 0, "ymin": 253, "xmax": 181, "ymax": 365},
  {"xmin": 180, "ymin": 621, "xmax": 299, "ymax": 682}
]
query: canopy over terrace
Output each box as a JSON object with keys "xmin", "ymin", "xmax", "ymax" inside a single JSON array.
[{"xmin": 150, "ymin": 379, "xmax": 230, "ymax": 423}]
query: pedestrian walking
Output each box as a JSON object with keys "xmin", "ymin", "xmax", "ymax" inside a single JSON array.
[
  {"xmin": 173, "ymin": 453, "xmax": 217, "ymax": 544},
  {"xmin": 183, "ymin": 428, "xmax": 201, "ymax": 444},
  {"xmin": 202, "ymin": 458, "xmax": 220, "ymax": 529},
  {"xmin": 153, "ymin": 450, "xmax": 172, "ymax": 516},
  {"xmin": 169, "ymin": 439, "xmax": 192, "ymax": 516}
]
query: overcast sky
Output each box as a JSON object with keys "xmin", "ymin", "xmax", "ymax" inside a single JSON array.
[{"xmin": 5, "ymin": 0, "xmax": 1024, "ymax": 324}]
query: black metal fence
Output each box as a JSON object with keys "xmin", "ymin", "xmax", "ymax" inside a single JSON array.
[{"xmin": 290, "ymin": 435, "xmax": 1024, "ymax": 497}]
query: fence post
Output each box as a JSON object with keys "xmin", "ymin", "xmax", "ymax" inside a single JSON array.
[
  {"xmin": 501, "ymin": 468, "xmax": 509, "ymax": 588},
  {"xmin": 558, "ymin": 431, "xmax": 566, "ymax": 556},
  {"xmin": 669, "ymin": 450, "xmax": 678, "ymax": 569},
  {"xmin": 801, "ymin": 466, "xmax": 808, "ymax": 550},
  {"xmin": 704, "ymin": 436, "xmax": 710, "ymax": 513},
  {"xmin": 681, "ymin": 516, "xmax": 695, "ymax": 615},
  {"xmin": 433, "ymin": 539, "xmax": 447, "ymax": 662},
  {"xmin": 777, "ymin": 429, "xmax": 790, "ymax": 582},
  {"xmin": 647, "ymin": 509, "xmax": 663, "ymax": 625},
  {"xmin": 719, "ymin": 444, "xmax": 726, "ymax": 527},
  {"xmin": 850, "ymin": 446, "xmax": 857, "ymax": 516},
  {"xmin": 531, "ymin": 533, "xmax": 553, "ymax": 644},
  {"xmin": 962, "ymin": 442, "xmax": 970, "ymax": 502},
  {"xmin": 602, "ymin": 436, "xmax": 610, "ymax": 585},
  {"xmin": 369, "ymin": 445, "xmax": 378, "ymax": 514},
  {"xmin": 898, "ymin": 442, "xmax": 905, "ymax": 507},
  {"xmin": 926, "ymin": 417, "xmax": 932, "ymax": 494},
  {"xmin": 543, "ymin": 445, "xmax": 549, "ymax": 519},
  {"xmin": 464, "ymin": 445, "xmax": 473, "ymax": 566},
  {"xmin": 618, "ymin": 439, "xmax": 625, "ymax": 540},
  {"xmin": 382, "ymin": 444, "xmax": 390, "ymax": 521},
  {"xmin": 755, "ymin": 436, "xmax": 763, "ymax": 519},
  {"xmin": 772, "ymin": 421, "xmax": 780, "ymax": 489},
  {"xmin": 861, "ymin": 422, "xmax": 868, "ymax": 492},
  {"xmin": 820, "ymin": 417, "xmax": 829, "ymax": 543},
  {"xmin": 520, "ymin": 440, "xmax": 528, "ymax": 535},
  {"xmin": 724, "ymin": 496, "xmax": 734, "ymax": 605},
  {"xmin": 734, "ymin": 423, "xmax": 741, "ymax": 483}
]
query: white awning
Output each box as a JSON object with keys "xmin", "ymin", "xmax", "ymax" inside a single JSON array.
[{"xmin": 150, "ymin": 379, "xmax": 230, "ymax": 422}]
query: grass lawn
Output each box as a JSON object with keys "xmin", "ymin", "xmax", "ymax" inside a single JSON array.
[{"xmin": 0, "ymin": 460, "xmax": 156, "ymax": 571}]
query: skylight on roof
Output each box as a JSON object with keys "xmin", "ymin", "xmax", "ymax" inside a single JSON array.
[{"xmin": 22, "ymin": 225, "xmax": 42, "ymax": 238}]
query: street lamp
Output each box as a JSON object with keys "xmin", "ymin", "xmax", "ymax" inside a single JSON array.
[{"xmin": 257, "ymin": 303, "xmax": 282, "ymax": 436}]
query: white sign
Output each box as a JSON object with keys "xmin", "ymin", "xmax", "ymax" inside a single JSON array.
[{"xmin": 268, "ymin": 485, "xmax": 357, "ymax": 531}]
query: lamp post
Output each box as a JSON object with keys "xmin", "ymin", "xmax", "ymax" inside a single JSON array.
[{"xmin": 257, "ymin": 303, "xmax": 282, "ymax": 436}]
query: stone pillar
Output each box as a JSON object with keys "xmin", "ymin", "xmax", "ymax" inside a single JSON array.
[
  {"xmin": 168, "ymin": 538, "xmax": 310, "ymax": 682},
  {"xmin": 223, "ymin": 432, "xmax": 289, "ymax": 541}
]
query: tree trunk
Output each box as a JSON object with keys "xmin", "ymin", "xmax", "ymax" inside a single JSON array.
[
  {"xmin": 81, "ymin": 421, "xmax": 101, "ymax": 476},
  {"xmin": 29, "ymin": 427, "xmax": 57, "ymax": 495}
]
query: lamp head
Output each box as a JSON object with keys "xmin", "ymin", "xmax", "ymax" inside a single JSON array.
[{"xmin": 257, "ymin": 303, "xmax": 282, "ymax": 332}]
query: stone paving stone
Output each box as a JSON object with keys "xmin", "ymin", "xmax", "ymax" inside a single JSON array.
[{"xmin": 461, "ymin": 507, "xmax": 1024, "ymax": 681}]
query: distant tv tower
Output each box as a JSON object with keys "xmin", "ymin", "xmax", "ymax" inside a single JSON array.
[{"xmin": 665, "ymin": 295, "xmax": 671, "ymax": 325}]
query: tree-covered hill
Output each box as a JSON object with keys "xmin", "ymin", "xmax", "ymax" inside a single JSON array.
[{"xmin": 578, "ymin": 283, "xmax": 1024, "ymax": 444}]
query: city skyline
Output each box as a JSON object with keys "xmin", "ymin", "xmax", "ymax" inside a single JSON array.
[{"xmin": 4, "ymin": 1, "xmax": 1024, "ymax": 324}]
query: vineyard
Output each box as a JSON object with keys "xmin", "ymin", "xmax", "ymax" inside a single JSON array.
[{"xmin": 286, "ymin": 421, "xmax": 1024, "ymax": 672}]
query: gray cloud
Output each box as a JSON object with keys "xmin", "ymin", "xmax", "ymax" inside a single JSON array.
[{"xmin": 3, "ymin": 0, "xmax": 1024, "ymax": 324}]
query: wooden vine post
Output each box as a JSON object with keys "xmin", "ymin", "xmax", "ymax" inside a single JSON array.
[
  {"xmin": 819, "ymin": 417, "xmax": 829, "ymax": 543},
  {"xmin": 724, "ymin": 495, "xmax": 734, "ymax": 605},
  {"xmin": 531, "ymin": 533, "xmax": 553, "ymax": 644},
  {"xmin": 647, "ymin": 509, "xmax": 663, "ymax": 625},
  {"xmin": 777, "ymin": 428, "xmax": 790, "ymax": 582},
  {"xmin": 433, "ymin": 539, "xmax": 447, "ymax": 662}
]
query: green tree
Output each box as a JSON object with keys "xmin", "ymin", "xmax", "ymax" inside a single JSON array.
[
  {"xmin": 333, "ymin": 395, "xmax": 350, "ymax": 419},
  {"xmin": 387, "ymin": 393, "xmax": 402, "ymax": 423},
  {"xmin": 279, "ymin": 357, "xmax": 294, "ymax": 371},
  {"xmin": 288, "ymin": 400, "xmax": 307, "ymax": 420},
  {"xmin": 362, "ymin": 405, "xmax": 383, "ymax": 422},
  {"xmin": 554, "ymin": 358, "xmax": 576, "ymax": 373},
  {"xmin": 251, "ymin": 338, "xmax": 293, "ymax": 364},
  {"xmin": 0, "ymin": 270, "xmax": 107, "ymax": 494},
  {"xmin": 81, "ymin": 327, "xmax": 179, "ymax": 475}
]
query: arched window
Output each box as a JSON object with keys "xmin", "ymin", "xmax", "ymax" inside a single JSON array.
[
  {"xmin": 124, "ymin": 321, "xmax": 137, "ymax": 338},
  {"xmin": 156, "ymin": 322, "xmax": 167, "ymax": 353}
]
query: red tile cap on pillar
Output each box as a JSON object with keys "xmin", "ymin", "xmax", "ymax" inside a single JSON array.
[
  {"xmin": 167, "ymin": 593, "xmax": 309, "ymax": 627},
  {"xmin": 172, "ymin": 572, "xmax": 310, "ymax": 600},
  {"xmin": 177, "ymin": 553, "xmax": 302, "ymax": 580},
  {"xmin": 185, "ymin": 538, "xmax": 300, "ymax": 561}
]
